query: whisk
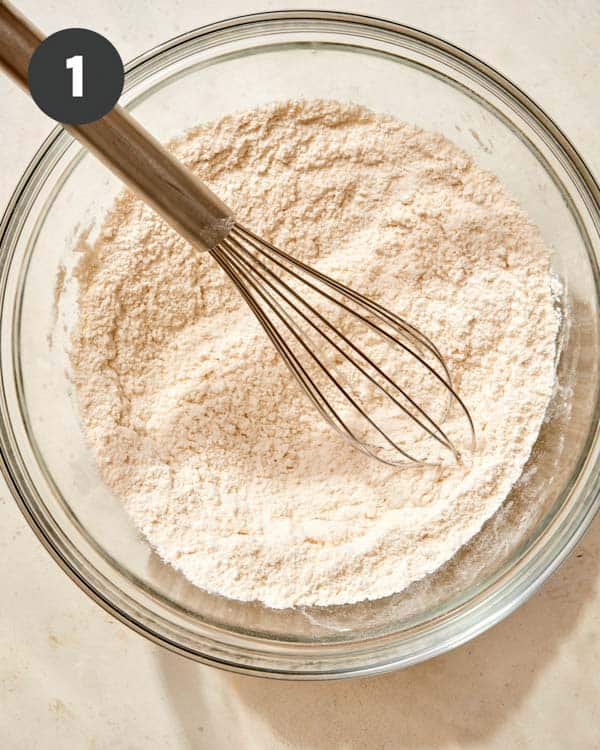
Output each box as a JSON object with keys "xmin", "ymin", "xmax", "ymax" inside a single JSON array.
[{"xmin": 0, "ymin": 3, "xmax": 475, "ymax": 467}]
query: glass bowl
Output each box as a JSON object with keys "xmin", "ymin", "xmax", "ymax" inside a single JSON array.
[{"xmin": 1, "ymin": 11, "xmax": 599, "ymax": 679}]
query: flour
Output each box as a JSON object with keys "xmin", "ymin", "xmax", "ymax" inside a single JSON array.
[{"xmin": 70, "ymin": 100, "xmax": 560, "ymax": 608}]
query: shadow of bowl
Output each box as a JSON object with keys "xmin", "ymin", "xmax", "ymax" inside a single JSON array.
[{"xmin": 152, "ymin": 514, "xmax": 599, "ymax": 748}]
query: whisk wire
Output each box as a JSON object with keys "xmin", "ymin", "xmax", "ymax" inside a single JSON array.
[
  {"xmin": 210, "ymin": 222, "xmax": 476, "ymax": 466},
  {"xmin": 222, "ymin": 231, "xmax": 456, "ymax": 455},
  {"xmin": 233, "ymin": 223, "xmax": 475, "ymax": 446}
]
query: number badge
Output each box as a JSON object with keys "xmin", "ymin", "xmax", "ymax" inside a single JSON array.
[{"xmin": 28, "ymin": 28, "xmax": 124, "ymax": 125}]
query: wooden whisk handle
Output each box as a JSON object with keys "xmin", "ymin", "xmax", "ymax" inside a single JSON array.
[{"xmin": 0, "ymin": 0, "xmax": 234, "ymax": 251}]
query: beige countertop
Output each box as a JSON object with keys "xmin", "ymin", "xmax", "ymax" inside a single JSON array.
[{"xmin": 1, "ymin": 1, "xmax": 599, "ymax": 747}]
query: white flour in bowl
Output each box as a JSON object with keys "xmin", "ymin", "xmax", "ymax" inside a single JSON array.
[{"xmin": 70, "ymin": 100, "xmax": 560, "ymax": 608}]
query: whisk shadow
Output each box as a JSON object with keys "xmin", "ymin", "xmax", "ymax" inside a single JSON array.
[{"xmin": 153, "ymin": 515, "xmax": 599, "ymax": 749}]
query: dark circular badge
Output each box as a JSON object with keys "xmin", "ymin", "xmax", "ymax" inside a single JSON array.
[{"xmin": 28, "ymin": 28, "xmax": 124, "ymax": 125}]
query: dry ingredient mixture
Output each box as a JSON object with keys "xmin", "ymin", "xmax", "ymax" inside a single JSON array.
[{"xmin": 70, "ymin": 100, "xmax": 560, "ymax": 608}]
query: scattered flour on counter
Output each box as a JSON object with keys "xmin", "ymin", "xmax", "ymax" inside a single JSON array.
[{"xmin": 70, "ymin": 100, "xmax": 560, "ymax": 608}]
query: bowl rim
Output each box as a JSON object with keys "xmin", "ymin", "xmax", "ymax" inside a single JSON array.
[{"xmin": 1, "ymin": 9, "xmax": 599, "ymax": 679}]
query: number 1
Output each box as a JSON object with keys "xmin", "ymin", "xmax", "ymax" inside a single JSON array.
[{"xmin": 66, "ymin": 55, "xmax": 83, "ymax": 98}]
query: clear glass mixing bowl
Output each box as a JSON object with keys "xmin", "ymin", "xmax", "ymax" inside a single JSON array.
[{"xmin": 1, "ymin": 11, "xmax": 599, "ymax": 679}]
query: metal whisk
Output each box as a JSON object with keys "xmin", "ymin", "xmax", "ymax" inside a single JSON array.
[
  {"xmin": 1, "ymin": 2, "xmax": 475, "ymax": 467},
  {"xmin": 212, "ymin": 223, "xmax": 475, "ymax": 466}
]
